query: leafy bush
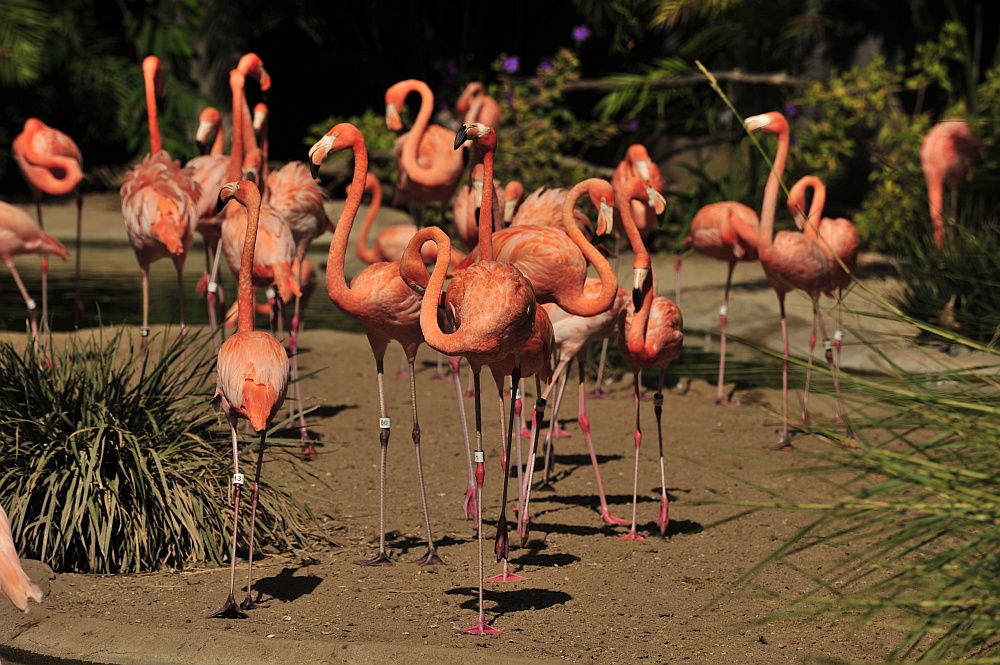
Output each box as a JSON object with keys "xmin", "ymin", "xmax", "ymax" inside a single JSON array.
[{"xmin": 0, "ymin": 328, "xmax": 318, "ymax": 574}]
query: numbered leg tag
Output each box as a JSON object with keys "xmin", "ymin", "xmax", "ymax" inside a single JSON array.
[
  {"xmin": 834, "ymin": 330, "xmax": 844, "ymax": 342},
  {"xmin": 266, "ymin": 287, "xmax": 277, "ymax": 299},
  {"xmin": 140, "ymin": 326, "xmax": 150, "ymax": 338},
  {"xmin": 719, "ymin": 305, "xmax": 728, "ymax": 317},
  {"xmin": 232, "ymin": 473, "xmax": 245, "ymax": 486},
  {"xmin": 513, "ymin": 388, "xmax": 521, "ymax": 400},
  {"xmin": 27, "ymin": 298, "xmax": 37, "ymax": 311},
  {"xmin": 824, "ymin": 340, "xmax": 833, "ymax": 351},
  {"xmin": 474, "ymin": 451, "xmax": 485, "ymax": 463},
  {"xmin": 207, "ymin": 281, "xmax": 219, "ymax": 294},
  {"xmin": 379, "ymin": 417, "xmax": 391, "ymax": 429},
  {"xmin": 653, "ymin": 394, "xmax": 664, "ymax": 407}
]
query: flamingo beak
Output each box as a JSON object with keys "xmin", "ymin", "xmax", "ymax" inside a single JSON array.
[
  {"xmin": 637, "ymin": 159, "xmax": 651, "ymax": 181},
  {"xmin": 744, "ymin": 114, "xmax": 771, "ymax": 133},
  {"xmin": 632, "ymin": 267, "xmax": 649, "ymax": 311},
  {"xmin": 454, "ymin": 124, "xmax": 472, "ymax": 150},
  {"xmin": 216, "ymin": 182, "xmax": 238, "ymax": 213},
  {"xmin": 308, "ymin": 134, "xmax": 335, "ymax": 180},
  {"xmin": 385, "ymin": 104, "xmax": 402, "ymax": 131},
  {"xmin": 596, "ymin": 200, "xmax": 614, "ymax": 236},
  {"xmin": 647, "ymin": 186, "xmax": 666, "ymax": 216}
]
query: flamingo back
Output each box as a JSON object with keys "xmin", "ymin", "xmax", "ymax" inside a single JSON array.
[
  {"xmin": 266, "ymin": 161, "xmax": 330, "ymax": 250},
  {"xmin": 216, "ymin": 331, "xmax": 289, "ymax": 432},
  {"xmin": 618, "ymin": 295, "xmax": 684, "ymax": 372},
  {"xmin": 0, "ymin": 201, "xmax": 68, "ymax": 260},
  {"xmin": 121, "ymin": 152, "xmax": 200, "ymax": 263},
  {"xmin": 220, "ymin": 200, "xmax": 301, "ymax": 298}
]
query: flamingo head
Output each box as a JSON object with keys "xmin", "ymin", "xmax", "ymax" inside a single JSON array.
[
  {"xmin": 454, "ymin": 122, "xmax": 495, "ymax": 152},
  {"xmin": 308, "ymin": 123, "xmax": 362, "ymax": 180},
  {"xmin": 237, "ymin": 53, "xmax": 271, "ymax": 97},
  {"xmin": 587, "ymin": 180, "xmax": 616, "ymax": 236},
  {"xmin": 195, "ymin": 107, "xmax": 221, "ymax": 154},
  {"xmin": 745, "ymin": 111, "xmax": 788, "ymax": 137},
  {"xmin": 456, "ymin": 81, "xmax": 484, "ymax": 114},
  {"xmin": 142, "ymin": 56, "xmax": 164, "ymax": 97}
]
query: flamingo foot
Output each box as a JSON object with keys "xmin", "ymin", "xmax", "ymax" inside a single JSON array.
[
  {"xmin": 486, "ymin": 561, "xmax": 526, "ymax": 583},
  {"xmin": 459, "ymin": 620, "xmax": 504, "ymax": 635},
  {"xmin": 793, "ymin": 416, "xmax": 814, "ymax": 426},
  {"xmin": 430, "ymin": 371, "xmax": 449, "ymax": 381},
  {"xmin": 396, "ymin": 369, "xmax": 409, "ymax": 378},
  {"xmin": 771, "ymin": 437, "xmax": 795, "ymax": 452},
  {"xmin": 463, "ymin": 389, "xmax": 475, "ymax": 399},
  {"xmin": 300, "ymin": 441, "xmax": 317, "ymax": 461},
  {"xmin": 600, "ymin": 511, "xmax": 629, "ymax": 526},
  {"xmin": 658, "ymin": 498, "xmax": 669, "ymax": 535},
  {"xmin": 210, "ymin": 594, "xmax": 249, "ymax": 619},
  {"xmin": 532, "ymin": 480, "xmax": 555, "ymax": 492},
  {"xmin": 462, "ymin": 486, "xmax": 477, "ymax": 519},
  {"xmin": 620, "ymin": 529, "xmax": 647, "ymax": 542},
  {"xmin": 240, "ymin": 595, "xmax": 269, "ymax": 611},
  {"xmin": 196, "ymin": 271, "xmax": 210, "ymax": 297},
  {"xmin": 552, "ymin": 426, "xmax": 572, "ymax": 438},
  {"xmin": 356, "ymin": 551, "xmax": 393, "ymax": 566},
  {"xmin": 415, "ymin": 549, "xmax": 445, "ymax": 566},
  {"xmin": 519, "ymin": 427, "xmax": 532, "ymax": 439},
  {"xmin": 586, "ymin": 389, "xmax": 615, "ymax": 400}
]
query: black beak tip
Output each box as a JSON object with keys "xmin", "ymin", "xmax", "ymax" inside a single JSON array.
[
  {"xmin": 196, "ymin": 140, "xmax": 209, "ymax": 156},
  {"xmin": 632, "ymin": 288, "xmax": 643, "ymax": 312},
  {"xmin": 309, "ymin": 161, "xmax": 320, "ymax": 180},
  {"xmin": 453, "ymin": 126, "xmax": 469, "ymax": 151},
  {"xmin": 215, "ymin": 196, "xmax": 226, "ymax": 214},
  {"xmin": 261, "ymin": 89, "xmax": 270, "ymax": 103}
]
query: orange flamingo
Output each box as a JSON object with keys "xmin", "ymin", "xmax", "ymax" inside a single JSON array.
[
  {"xmin": 210, "ymin": 179, "xmax": 290, "ymax": 620},
  {"xmin": 456, "ymin": 81, "xmax": 502, "ymax": 130},
  {"xmin": 120, "ymin": 56, "xmax": 201, "ymax": 345},
  {"xmin": 0, "ymin": 200, "xmax": 68, "ymax": 353},
  {"xmin": 399, "ymin": 122, "xmax": 536, "ymax": 635},
  {"xmin": 13, "ymin": 118, "xmax": 84, "ymax": 327},
  {"xmin": 452, "ymin": 163, "xmax": 503, "ymax": 252},
  {"xmin": 787, "ymin": 175, "xmax": 859, "ymax": 431},
  {"xmin": 746, "ymin": 111, "xmax": 831, "ymax": 450},
  {"xmin": 385, "ymin": 79, "xmax": 465, "ymax": 227},
  {"xmin": 919, "ymin": 118, "xmax": 983, "ymax": 250},
  {"xmin": 617, "ymin": 177, "xmax": 684, "ymax": 540},
  {"xmin": 674, "ymin": 200, "xmax": 759, "ymax": 404},
  {"xmin": 502, "ymin": 180, "xmax": 525, "ymax": 224},
  {"xmin": 612, "ymin": 144, "xmax": 664, "ymax": 240},
  {"xmin": 0, "ymin": 503, "xmax": 43, "ymax": 612},
  {"xmin": 308, "ymin": 122, "xmax": 443, "ymax": 567}
]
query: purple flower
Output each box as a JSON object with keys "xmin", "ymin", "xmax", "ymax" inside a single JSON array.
[
  {"xmin": 573, "ymin": 25, "xmax": 591, "ymax": 44},
  {"xmin": 784, "ymin": 102, "xmax": 798, "ymax": 119},
  {"xmin": 625, "ymin": 119, "xmax": 639, "ymax": 132},
  {"xmin": 539, "ymin": 58, "xmax": 553, "ymax": 73},
  {"xmin": 502, "ymin": 56, "xmax": 520, "ymax": 74}
]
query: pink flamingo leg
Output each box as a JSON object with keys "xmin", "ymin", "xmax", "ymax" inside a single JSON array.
[
  {"xmin": 71, "ymin": 191, "xmax": 85, "ymax": 327},
  {"xmin": 775, "ymin": 296, "xmax": 794, "ymax": 450},
  {"xmin": 408, "ymin": 355, "xmax": 444, "ymax": 565},
  {"xmin": 798, "ymin": 301, "xmax": 819, "ymax": 425},
  {"xmin": 576, "ymin": 358, "xmax": 627, "ymax": 526},
  {"xmin": 540, "ymin": 360, "xmax": 572, "ymax": 491},
  {"xmin": 396, "ymin": 349, "xmax": 409, "ymax": 378},
  {"xmin": 210, "ymin": 419, "xmax": 249, "ymax": 619},
  {"xmin": 449, "ymin": 356, "xmax": 477, "ymax": 519},
  {"xmin": 486, "ymin": 361, "xmax": 527, "ymax": 584},
  {"xmin": 358, "ymin": 356, "xmax": 393, "ymax": 566},
  {"xmin": 715, "ymin": 262, "xmax": 735, "ymax": 405},
  {"xmin": 240, "ymin": 430, "xmax": 269, "ymax": 610},
  {"xmin": 289, "ymin": 307, "xmax": 314, "ymax": 459},
  {"xmin": 460, "ymin": 371, "xmax": 504, "ymax": 635},
  {"xmin": 622, "ymin": 369, "xmax": 647, "ymax": 542},
  {"xmin": 5, "ymin": 259, "xmax": 41, "ymax": 355},
  {"xmin": 830, "ymin": 295, "xmax": 855, "ymax": 442},
  {"xmin": 653, "ymin": 369, "xmax": 669, "ymax": 534},
  {"xmin": 140, "ymin": 266, "xmax": 151, "ymax": 348}
]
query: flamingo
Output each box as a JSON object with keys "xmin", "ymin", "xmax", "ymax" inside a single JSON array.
[
  {"xmin": 210, "ymin": 179, "xmax": 290, "ymax": 620},
  {"xmin": 399, "ymin": 121, "xmax": 536, "ymax": 635},
  {"xmin": 787, "ymin": 175, "xmax": 859, "ymax": 431},
  {"xmin": 12, "ymin": 118, "xmax": 84, "ymax": 328},
  {"xmin": 308, "ymin": 122, "xmax": 443, "ymax": 567},
  {"xmin": 502, "ymin": 180, "xmax": 525, "ymax": 224},
  {"xmin": 119, "ymin": 55, "xmax": 201, "ymax": 346},
  {"xmin": 0, "ymin": 200, "xmax": 68, "ymax": 353},
  {"xmin": 674, "ymin": 200, "xmax": 759, "ymax": 404},
  {"xmin": 746, "ymin": 111, "xmax": 831, "ymax": 450},
  {"xmin": 919, "ymin": 118, "xmax": 983, "ymax": 250},
  {"xmin": 617, "ymin": 177, "xmax": 684, "ymax": 540},
  {"xmin": 187, "ymin": 106, "xmax": 232, "ymax": 335},
  {"xmin": 456, "ymin": 81, "xmax": 502, "ymax": 130},
  {"xmin": 452, "ymin": 163, "xmax": 503, "ymax": 252},
  {"xmin": 384, "ymin": 79, "xmax": 465, "ymax": 227},
  {"xmin": 0, "ymin": 504, "xmax": 43, "ymax": 612}
]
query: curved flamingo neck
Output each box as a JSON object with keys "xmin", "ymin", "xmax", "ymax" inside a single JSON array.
[
  {"xmin": 255, "ymin": 105, "xmax": 270, "ymax": 190},
  {"xmin": 327, "ymin": 129, "xmax": 370, "ymax": 312},
  {"xmin": 236, "ymin": 183, "xmax": 263, "ymax": 333},
  {"xmin": 758, "ymin": 124, "xmax": 790, "ymax": 258},
  {"xmin": 143, "ymin": 63, "xmax": 162, "ymax": 154},
  {"xmin": 355, "ymin": 175, "xmax": 384, "ymax": 264},
  {"xmin": 228, "ymin": 70, "xmax": 246, "ymax": 182},
  {"xmin": 619, "ymin": 181, "xmax": 651, "ymax": 271},
  {"xmin": 398, "ymin": 81, "xmax": 454, "ymax": 189},
  {"xmin": 477, "ymin": 139, "xmax": 497, "ymax": 261},
  {"xmin": 410, "ymin": 227, "xmax": 467, "ymax": 357},
  {"xmin": 210, "ymin": 118, "xmax": 224, "ymax": 156},
  {"xmin": 558, "ymin": 179, "xmax": 618, "ymax": 316},
  {"xmin": 627, "ymin": 269, "xmax": 656, "ymax": 355},
  {"xmin": 790, "ymin": 175, "xmax": 825, "ymax": 239},
  {"xmin": 18, "ymin": 123, "xmax": 82, "ymax": 195}
]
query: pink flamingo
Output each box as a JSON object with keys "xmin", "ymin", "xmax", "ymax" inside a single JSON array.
[
  {"xmin": 399, "ymin": 121, "xmax": 536, "ymax": 635},
  {"xmin": 617, "ymin": 176, "xmax": 684, "ymax": 540},
  {"xmin": 13, "ymin": 118, "xmax": 84, "ymax": 327},
  {"xmin": 210, "ymin": 179, "xmax": 290, "ymax": 619},
  {"xmin": 674, "ymin": 200, "xmax": 759, "ymax": 404},
  {"xmin": 385, "ymin": 79, "xmax": 465, "ymax": 227},
  {"xmin": 746, "ymin": 111, "xmax": 831, "ymax": 450},
  {"xmin": 787, "ymin": 175, "xmax": 859, "ymax": 431},
  {"xmin": 508, "ymin": 186, "xmax": 594, "ymax": 237},
  {"xmin": 919, "ymin": 118, "xmax": 983, "ymax": 250},
  {"xmin": 456, "ymin": 81, "xmax": 502, "ymax": 130},
  {"xmin": 0, "ymin": 200, "xmax": 68, "ymax": 353},
  {"xmin": 120, "ymin": 55, "xmax": 201, "ymax": 346},
  {"xmin": 502, "ymin": 180, "xmax": 526, "ymax": 224},
  {"xmin": 452, "ymin": 163, "xmax": 504, "ymax": 252},
  {"xmin": 0, "ymin": 504, "xmax": 43, "ymax": 612},
  {"xmin": 308, "ymin": 122, "xmax": 443, "ymax": 567}
]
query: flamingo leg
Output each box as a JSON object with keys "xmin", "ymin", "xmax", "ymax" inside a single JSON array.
[
  {"xmin": 207, "ymin": 240, "xmax": 227, "ymax": 352},
  {"xmin": 578, "ymin": 357, "xmax": 627, "ymax": 526},
  {"xmin": 654, "ymin": 369, "xmax": 669, "ymax": 535},
  {"xmin": 71, "ymin": 190, "xmax": 85, "ymax": 327},
  {"xmin": 397, "ymin": 349, "xmax": 409, "ymax": 378},
  {"xmin": 5, "ymin": 259, "xmax": 41, "ymax": 355},
  {"xmin": 775, "ymin": 295, "xmax": 794, "ymax": 450},
  {"xmin": 460, "ymin": 370, "xmax": 504, "ymax": 635},
  {"xmin": 831, "ymin": 293, "xmax": 855, "ymax": 442},
  {"xmin": 539, "ymin": 361, "xmax": 572, "ymax": 490},
  {"xmin": 289, "ymin": 303, "xmax": 313, "ymax": 458},
  {"xmin": 408, "ymin": 354, "xmax": 444, "ymax": 566},
  {"xmin": 33, "ymin": 196, "xmax": 50, "ymax": 342},
  {"xmin": 140, "ymin": 265, "xmax": 151, "ymax": 348},
  {"xmin": 715, "ymin": 262, "xmax": 736, "ymax": 405},
  {"xmin": 799, "ymin": 299, "xmax": 819, "ymax": 424},
  {"xmin": 176, "ymin": 261, "xmax": 187, "ymax": 340},
  {"xmin": 622, "ymin": 369, "xmax": 647, "ymax": 541},
  {"xmin": 240, "ymin": 430, "xmax": 269, "ymax": 611},
  {"xmin": 450, "ymin": 356, "xmax": 477, "ymax": 519},
  {"xmin": 358, "ymin": 356, "xmax": 393, "ymax": 566},
  {"xmin": 516, "ymin": 377, "xmax": 551, "ymax": 546},
  {"xmin": 487, "ymin": 355, "xmax": 526, "ymax": 584},
  {"xmin": 210, "ymin": 418, "xmax": 249, "ymax": 619}
]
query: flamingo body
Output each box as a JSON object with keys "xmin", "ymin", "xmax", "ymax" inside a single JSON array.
[
  {"xmin": 919, "ymin": 119, "xmax": 983, "ymax": 249},
  {"xmin": 0, "ymin": 505, "xmax": 43, "ymax": 613}
]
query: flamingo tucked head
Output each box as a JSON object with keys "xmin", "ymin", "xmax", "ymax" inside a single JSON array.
[
  {"xmin": 142, "ymin": 55, "xmax": 164, "ymax": 98},
  {"xmin": 242, "ymin": 148, "xmax": 263, "ymax": 184},
  {"xmin": 195, "ymin": 107, "xmax": 222, "ymax": 155},
  {"xmin": 236, "ymin": 53, "xmax": 271, "ymax": 97}
]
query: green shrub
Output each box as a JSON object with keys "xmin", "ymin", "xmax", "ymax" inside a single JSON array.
[{"xmin": 0, "ymin": 328, "xmax": 318, "ymax": 574}]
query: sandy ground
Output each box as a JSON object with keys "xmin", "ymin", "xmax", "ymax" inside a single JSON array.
[{"xmin": 0, "ymin": 192, "xmax": 980, "ymax": 664}]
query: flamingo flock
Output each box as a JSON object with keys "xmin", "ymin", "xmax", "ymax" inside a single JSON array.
[{"xmin": 0, "ymin": 55, "xmax": 983, "ymax": 635}]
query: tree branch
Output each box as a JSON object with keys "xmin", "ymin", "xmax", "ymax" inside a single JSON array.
[{"xmin": 565, "ymin": 69, "xmax": 813, "ymax": 93}]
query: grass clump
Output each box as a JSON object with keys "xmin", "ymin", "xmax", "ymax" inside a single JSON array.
[{"xmin": 0, "ymin": 328, "xmax": 319, "ymax": 574}]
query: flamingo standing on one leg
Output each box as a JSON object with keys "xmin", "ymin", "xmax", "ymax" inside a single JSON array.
[
  {"xmin": 746, "ymin": 111, "xmax": 831, "ymax": 451},
  {"xmin": 787, "ymin": 175, "xmax": 859, "ymax": 434},
  {"xmin": 0, "ymin": 200, "xmax": 68, "ymax": 354},
  {"xmin": 120, "ymin": 56, "xmax": 201, "ymax": 346},
  {"xmin": 308, "ymin": 122, "xmax": 444, "ymax": 568},
  {"xmin": 616, "ymin": 177, "xmax": 684, "ymax": 540},
  {"xmin": 13, "ymin": 118, "xmax": 84, "ymax": 329},
  {"xmin": 385, "ymin": 79, "xmax": 465, "ymax": 228},
  {"xmin": 400, "ymin": 122, "xmax": 536, "ymax": 635},
  {"xmin": 919, "ymin": 118, "xmax": 983, "ymax": 251},
  {"xmin": 0, "ymin": 504, "xmax": 43, "ymax": 612},
  {"xmin": 674, "ymin": 200, "xmax": 759, "ymax": 404},
  {"xmin": 209, "ymin": 179, "xmax": 290, "ymax": 619}
]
